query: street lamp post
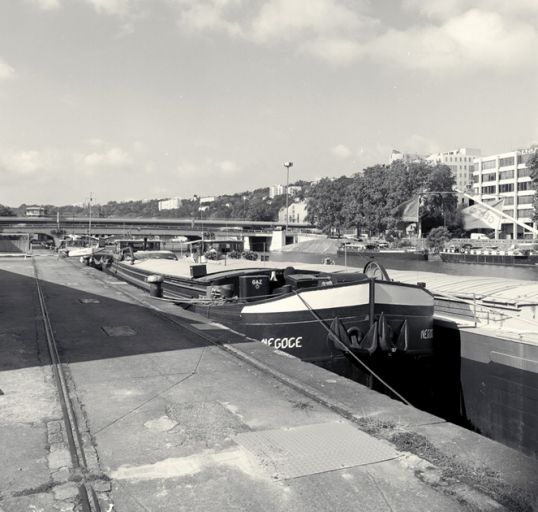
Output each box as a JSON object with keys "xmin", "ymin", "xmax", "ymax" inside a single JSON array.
[{"xmin": 283, "ymin": 161, "xmax": 293, "ymax": 232}]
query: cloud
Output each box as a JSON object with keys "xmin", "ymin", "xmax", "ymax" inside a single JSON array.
[
  {"xmin": 217, "ymin": 160, "xmax": 240, "ymax": 174},
  {"xmin": 177, "ymin": 1, "xmax": 243, "ymax": 37},
  {"xmin": 0, "ymin": 58, "xmax": 15, "ymax": 80},
  {"xmin": 175, "ymin": 158, "xmax": 241, "ymax": 177},
  {"xmin": 175, "ymin": 0, "xmax": 377, "ymax": 56},
  {"xmin": 27, "ymin": 0, "xmax": 61, "ymax": 10},
  {"xmin": 84, "ymin": 0, "xmax": 133, "ymax": 16},
  {"xmin": 171, "ymin": 0, "xmax": 538, "ymax": 72},
  {"xmin": 404, "ymin": 0, "xmax": 538, "ymax": 19},
  {"xmin": 1, "ymin": 150, "xmax": 45, "ymax": 176},
  {"xmin": 82, "ymin": 147, "xmax": 132, "ymax": 167},
  {"xmin": 301, "ymin": 37, "xmax": 363, "ymax": 65},
  {"xmin": 0, "ymin": 149, "xmax": 66, "ymax": 189},
  {"xmin": 331, "ymin": 144, "xmax": 352, "ymax": 159},
  {"xmin": 398, "ymin": 134, "xmax": 441, "ymax": 155},
  {"xmin": 368, "ymin": 9, "xmax": 538, "ymax": 71},
  {"xmin": 176, "ymin": 161, "xmax": 198, "ymax": 176},
  {"xmin": 248, "ymin": 0, "xmax": 370, "ymax": 43}
]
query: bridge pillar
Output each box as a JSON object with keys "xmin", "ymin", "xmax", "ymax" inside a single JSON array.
[
  {"xmin": 243, "ymin": 236, "xmax": 251, "ymax": 251},
  {"xmin": 270, "ymin": 230, "xmax": 286, "ymax": 251}
]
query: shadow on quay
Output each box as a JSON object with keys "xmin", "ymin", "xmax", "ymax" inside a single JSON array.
[
  {"xmin": 0, "ymin": 267, "xmax": 231, "ymax": 373},
  {"xmin": 0, "ymin": 264, "xmax": 467, "ymax": 438}
]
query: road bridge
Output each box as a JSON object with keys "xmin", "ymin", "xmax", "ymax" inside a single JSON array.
[{"xmin": 0, "ymin": 216, "xmax": 318, "ymax": 251}]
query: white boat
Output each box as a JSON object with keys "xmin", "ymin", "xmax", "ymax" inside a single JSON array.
[{"xmin": 57, "ymin": 235, "xmax": 101, "ymax": 258}]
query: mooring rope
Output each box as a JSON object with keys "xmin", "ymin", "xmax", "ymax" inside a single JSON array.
[{"xmin": 292, "ymin": 290, "xmax": 412, "ymax": 406}]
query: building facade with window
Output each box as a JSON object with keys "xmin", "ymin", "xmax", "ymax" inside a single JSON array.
[
  {"xmin": 278, "ymin": 200, "xmax": 308, "ymax": 224},
  {"xmin": 25, "ymin": 206, "xmax": 47, "ymax": 217},
  {"xmin": 158, "ymin": 197, "xmax": 183, "ymax": 211},
  {"xmin": 426, "ymin": 148, "xmax": 481, "ymax": 199},
  {"xmin": 269, "ymin": 184, "xmax": 302, "ymax": 199},
  {"xmin": 472, "ymin": 147, "xmax": 537, "ymax": 238}
]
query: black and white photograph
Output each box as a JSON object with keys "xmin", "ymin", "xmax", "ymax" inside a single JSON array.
[{"xmin": 1, "ymin": 1, "xmax": 537, "ymax": 510}]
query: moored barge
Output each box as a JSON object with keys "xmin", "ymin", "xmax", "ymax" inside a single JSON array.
[
  {"xmin": 105, "ymin": 255, "xmax": 435, "ymax": 367},
  {"xmin": 440, "ymin": 246, "xmax": 538, "ymax": 266},
  {"xmin": 390, "ymin": 269, "xmax": 538, "ymax": 458},
  {"xmin": 337, "ymin": 242, "xmax": 428, "ymax": 265}
]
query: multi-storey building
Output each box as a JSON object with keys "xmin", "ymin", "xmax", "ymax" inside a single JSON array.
[
  {"xmin": 278, "ymin": 200, "xmax": 308, "ymax": 224},
  {"xmin": 472, "ymin": 147, "xmax": 537, "ymax": 239},
  {"xmin": 158, "ymin": 197, "xmax": 182, "ymax": 211},
  {"xmin": 269, "ymin": 184, "xmax": 302, "ymax": 199},
  {"xmin": 426, "ymin": 148, "xmax": 481, "ymax": 197}
]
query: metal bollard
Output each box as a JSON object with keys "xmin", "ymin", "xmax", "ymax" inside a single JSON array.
[{"xmin": 147, "ymin": 274, "xmax": 164, "ymax": 298}]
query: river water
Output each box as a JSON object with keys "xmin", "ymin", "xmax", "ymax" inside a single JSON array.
[{"xmin": 268, "ymin": 251, "xmax": 538, "ymax": 281}]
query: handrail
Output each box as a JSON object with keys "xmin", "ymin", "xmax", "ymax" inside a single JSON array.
[{"xmin": 434, "ymin": 290, "xmax": 538, "ymax": 330}]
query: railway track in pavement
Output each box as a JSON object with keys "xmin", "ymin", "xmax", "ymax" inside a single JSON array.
[{"xmin": 32, "ymin": 257, "xmax": 109, "ymax": 512}]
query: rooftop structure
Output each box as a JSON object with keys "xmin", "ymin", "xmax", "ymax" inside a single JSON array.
[{"xmin": 389, "ymin": 149, "xmax": 428, "ymax": 164}]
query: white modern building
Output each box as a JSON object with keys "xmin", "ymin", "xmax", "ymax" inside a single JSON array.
[
  {"xmin": 278, "ymin": 200, "xmax": 308, "ymax": 224},
  {"xmin": 472, "ymin": 147, "xmax": 537, "ymax": 239},
  {"xmin": 158, "ymin": 197, "xmax": 182, "ymax": 211},
  {"xmin": 426, "ymin": 148, "xmax": 481, "ymax": 199},
  {"xmin": 269, "ymin": 185, "xmax": 301, "ymax": 199},
  {"xmin": 25, "ymin": 206, "xmax": 46, "ymax": 217}
]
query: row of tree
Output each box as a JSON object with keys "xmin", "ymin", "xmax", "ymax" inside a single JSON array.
[
  {"xmin": 3, "ymin": 153, "xmax": 537, "ymax": 234},
  {"xmin": 306, "ymin": 162, "xmax": 460, "ymax": 236}
]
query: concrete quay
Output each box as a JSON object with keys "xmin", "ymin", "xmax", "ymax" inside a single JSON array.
[{"xmin": 1, "ymin": 253, "xmax": 537, "ymax": 512}]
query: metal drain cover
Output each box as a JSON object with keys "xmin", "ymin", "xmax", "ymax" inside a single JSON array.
[
  {"xmin": 234, "ymin": 421, "xmax": 397, "ymax": 480},
  {"xmin": 101, "ymin": 326, "xmax": 137, "ymax": 337}
]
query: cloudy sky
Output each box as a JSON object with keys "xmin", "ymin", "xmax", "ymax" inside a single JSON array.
[{"xmin": 1, "ymin": 0, "xmax": 537, "ymax": 206}]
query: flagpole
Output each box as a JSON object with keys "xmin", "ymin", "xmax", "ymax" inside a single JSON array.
[{"xmin": 417, "ymin": 193, "xmax": 422, "ymax": 242}]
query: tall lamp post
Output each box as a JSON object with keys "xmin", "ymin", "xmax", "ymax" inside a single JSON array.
[{"xmin": 283, "ymin": 161, "xmax": 293, "ymax": 232}]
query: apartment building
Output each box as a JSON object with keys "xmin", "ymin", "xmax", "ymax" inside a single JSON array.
[
  {"xmin": 472, "ymin": 147, "xmax": 537, "ymax": 239},
  {"xmin": 426, "ymin": 147, "xmax": 481, "ymax": 196},
  {"xmin": 278, "ymin": 200, "xmax": 308, "ymax": 224},
  {"xmin": 158, "ymin": 197, "xmax": 182, "ymax": 211},
  {"xmin": 269, "ymin": 184, "xmax": 302, "ymax": 199}
]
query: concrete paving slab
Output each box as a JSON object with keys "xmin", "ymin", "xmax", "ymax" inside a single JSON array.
[
  {"xmin": 0, "ymin": 492, "xmax": 58, "ymax": 512},
  {"xmin": 0, "ymin": 424, "xmax": 50, "ymax": 496}
]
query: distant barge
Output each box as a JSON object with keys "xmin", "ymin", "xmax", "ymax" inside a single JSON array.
[
  {"xmin": 440, "ymin": 247, "xmax": 538, "ymax": 266},
  {"xmin": 337, "ymin": 242, "xmax": 428, "ymax": 264}
]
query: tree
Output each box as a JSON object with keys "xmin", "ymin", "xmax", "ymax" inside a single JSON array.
[
  {"xmin": 342, "ymin": 161, "xmax": 455, "ymax": 236},
  {"xmin": 426, "ymin": 226, "xmax": 451, "ymax": 252},
  {"xmin": 420, "ymin": 165, "xmax": 458, "ymax": 233},
  {"xmin": 0, "ymin": 204, "xmax": 16, "ymax": 216},
  {"xmin": 306, "ymin": 176, "xmax": 352, "ymax": 234},
  {"xmin": 246, "ymin": 201, "xmax": 274, "ymax": 222}
]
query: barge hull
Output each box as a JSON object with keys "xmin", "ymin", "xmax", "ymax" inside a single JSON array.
[
  {"xmin": 440, "ymin": 253, "xmax": 537, "ymax": 266},
  {"xmin": 435, "ymin": 319, "xmax": 538, "ymax": 458}
]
